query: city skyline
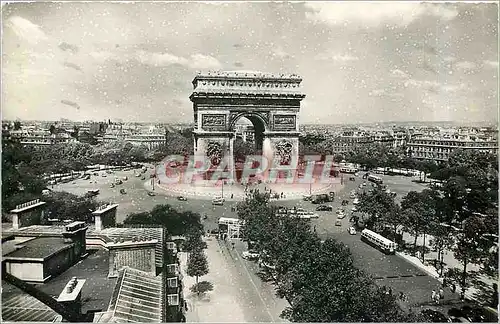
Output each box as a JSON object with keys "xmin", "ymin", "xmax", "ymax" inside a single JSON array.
[{"xmin": 2, "ymin": 1, "xmax": 499, "ymax": 124}]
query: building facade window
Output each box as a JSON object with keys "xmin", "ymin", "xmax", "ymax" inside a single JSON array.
[
  {"xmin": 167, "ymin": 277, "xmax": 178, "ymax": 288},
  {"xmin": 167, "ymin": 294, "xmax": 179, "ymax": 306}
]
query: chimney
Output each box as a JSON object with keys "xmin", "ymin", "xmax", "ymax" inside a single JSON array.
[
  {"xmin": 63, "ymin": 222, "xmax": 88, "ymax": 258},
  {"xmin": 92, "ymin": 204, "xmax": 118, "ymax": 232},
  {"xmin": 10, "ymin": 199, "xmax": 47, "ymax": 230},
  {"xmin": 57, "ymin": 277, "xmax": 86, "ymax": 316}
]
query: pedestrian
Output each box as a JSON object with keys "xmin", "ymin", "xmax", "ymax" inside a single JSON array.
[
  {"xmin": 431, "ymin": 290, "xmax": 436, "ymax": 302},
  {"xmin": 232, "ymin": 242, "xmax": 235, "ymax": 250},
  {"xmin": 388, "ymin": 287, "xmax": 393, "ymax": 295},
  {"xmin": 439, "ymin": 288, "xmax": 444, "ymax": 300},
  {"xmin": 451, "ymin": 283, "xmax": 456, "ymax": 293},
  {"xmin": 231, "ymin": 193, "xmax": 234, "ymax": 199}
]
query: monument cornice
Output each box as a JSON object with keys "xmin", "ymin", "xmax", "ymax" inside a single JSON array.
[{"xmin": 190, "ymin": 92, "xmax": 305, "ymax": 101}]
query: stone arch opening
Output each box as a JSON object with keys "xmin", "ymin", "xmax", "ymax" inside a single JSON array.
[{"xmin": 230, "ymin": 114, "xmax": 267, "ymax": 161}]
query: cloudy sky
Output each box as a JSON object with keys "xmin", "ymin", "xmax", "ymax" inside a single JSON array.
[{"xmin": 2, "ymin": 1, "xmax": 498, "ymax": 124}]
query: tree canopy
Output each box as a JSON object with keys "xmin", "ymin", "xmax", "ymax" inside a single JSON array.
[{"xmin": 237, "ymin": 192, "xmax": 411, "ymax": 322}]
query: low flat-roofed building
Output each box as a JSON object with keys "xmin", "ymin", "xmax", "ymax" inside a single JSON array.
[{"xmin": 2, "ymin": 222, "xmax": 88, "ymax": 283}]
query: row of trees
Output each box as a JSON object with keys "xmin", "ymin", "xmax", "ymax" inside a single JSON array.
[
  {"xmin": 355, "ymin": 149, "xmax": 498, "ymax": 301},
  {"xmin": 237, "ymin": 192, "xmax": 424, "ymax": 322}
]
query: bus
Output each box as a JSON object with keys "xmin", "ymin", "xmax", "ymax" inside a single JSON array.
[
  {"xmin": 339, "ymin": 166, "xmax": 357, "ymax": 174},
  {"xmin": 367, "ymin": 175, "xmax": 383, "ymax": 185},
  {"xmin": 360, "ymin": 229, "xmax": 397, "ymax": 254}
]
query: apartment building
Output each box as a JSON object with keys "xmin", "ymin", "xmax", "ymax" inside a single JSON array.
[
  {"xmin": 407, "ymin": 130, "xmax": 498, "ymax": 161},
  {"xmin": 8, "ymin": 129, "xmax": 77, "ymax": 146},
  {"xmin": 102, "ymin": 125, "xmax": 167, "ymax": 149},
  {"xmin": 330, "ymin": 130, "xmax": 374, "ymax": 154}
]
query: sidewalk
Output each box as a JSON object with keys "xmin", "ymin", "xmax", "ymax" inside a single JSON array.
[
  {"xmin": 179, "ymin": 239, "xmax": 248, "ymax": 322},
  {"xmin": 399, "ymin": 232, "xmax": 498, "ymax": 305}
]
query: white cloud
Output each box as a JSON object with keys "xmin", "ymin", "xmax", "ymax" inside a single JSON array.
[
  {"xmin": 456, "ymin": 61, "xmax": 476, "ymax": 70},
  {"xmin": 5, "ymin": 16, "xmax": 49, "ymax": 44},
  {"xmin": 315, "ymin": 52, "xmax": 359, "ymax": 62},
  {"xmin": 188, "ymin": 54, "xmax": 222, "ymax": 70},
  {"xmin": 391, "ymin": 69, "xmax": 410, "ymax": 78},
  {"xmin": 272, "ymin": 46, "xmax": 291, "ymax": 59},
  {"xmin": 304, "ymin": 2, "xmax": 458, "ymax": 28},
  {"xmin": 136, "ymin": 50, "xmax": 188, "ymax": 67},
  {"xmin": 483, "ymin": 60, "xmax": 499, "ymax": 69},
  {"xmin": 134, "ymin": 51, "xmax": 221, "ymax": 70},
  {"xmin": 405, "ymin": 79, "xmax": 466, "ymax": 93},
  {"xmin": 89, "ymin": 51, "xmax": 114, "ymax": 63}
]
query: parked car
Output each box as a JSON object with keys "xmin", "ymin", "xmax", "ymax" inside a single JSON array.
[
  {"xmin": 147, "ymin": 192, "xmax": 156, "ymax": 196},
  {"xmin": 120, "ymin": 189, "xmax": 126, "ymax": 194},
  {"xmin": 177, "ymin": 196, "xmax": 187, "ymax": 201},
  {"xmin": 342, "ymin": 199, "xmax": 349, "ymax": 206},
  {"xmin": 348, "ymin": 227, "xmax": 357, "ymax": 235},
  {"xmin": 349, "ymin": 176, "xmax": 356, "ymax": 181},
  {"xmin": 335, "ymin": 219, "xmax": 342, "ymax": 226},
  {"xmin": 109, "ymin": 183, "xmax": 115, "ymax": 188},
  {"xmin": 316, "ymin": 205, "xmax": 333, "ymax": 211},
  {"xmin": 242, "ymin": 250, "xmax": 260, "ymax": 260},
  {"xmin": 337, "ymin": 213, "xmax": 346, "ymax": 219},
  {"xmin": 351, "ymin": 206, "xmax": 358, "ymax": 212}
]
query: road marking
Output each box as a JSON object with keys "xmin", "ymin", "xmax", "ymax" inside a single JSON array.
[{"xmin": 231, "ymin": 244, "xmax": 277, "ymax": 323}]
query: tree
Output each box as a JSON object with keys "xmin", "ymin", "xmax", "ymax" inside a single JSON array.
[
  {"xmin": 13, "ymin": 121, "xmax": 22, "ymax": 130},
  {"xmin": 124, "ymin": 205, "xmax": 202, "ymax": 236},
  {"xmin": 183, "ymin": 228, "xmax": 207, "ymax": 253},
  {"xmin": 49, "ymin": 124, "xmax": 56, "ymax": 134},
  {"xmin": 357, "ymin": 186, "xmax": 398, "ymax": 231},
  {"xmin": 186, "ymin": 247, "xmax": 209, "ymax": 296},
  {"xmin": 400, "ymin": 189, "xmax": 439, "ymax": 260},
  {"xmin": 43, "ymin": 191, "xmax": 104, "ymax": 223},
  {"xmin": 453, "ymin": 214, "xmax": 492, "ymax": 300},
  {"xmin": 238, "ymin": 192, "xmax": 409, "ymax": 322}
]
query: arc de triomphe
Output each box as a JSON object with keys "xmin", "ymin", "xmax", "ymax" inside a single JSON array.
[{"xmin": 190, "ymin": 71, "xmax": 305, "ymax": 179}]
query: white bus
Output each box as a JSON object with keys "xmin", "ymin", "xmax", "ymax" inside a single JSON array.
[
  {"xmin": 339, "ymin": 166, "xmax": 357, "ymax": 174},
  {"xmin": 360, "ymin": 229, "xmax": 397, "ymax": 254},
  {"xmin": 367, "ymin": 175, "xmax": 383, "ymax": 185}
]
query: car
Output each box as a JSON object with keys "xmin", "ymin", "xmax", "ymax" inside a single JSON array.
[
  {"xmin": 353, "ymin": 198, "xmax": 360, "ymax": 205},
  {"xmin": 348, "ymin": 227, "xmax": 357, "ymax": 235},
  {"xmin": 316, "ymin": 205, "xmax": 333, "ymax": 211},
  {"xmin": 148, "ymin": 192, "xmax": 156, "ymax": 197},
  {"xmin": 351, "ymin": 206, "xmax": 358, "ymax": 212},
  {"xmin": 337, "ymin": 213, "xmax": 346, "ymax": 219},
  {"xmin": 335, "ymin": 220, "xmax": 342, "ymax": 226},
  {"xmin": 141, "ymin": 176, "xmax": 146, "ymax": 180},
  {"xmin": 349, "ymin": 176, "xmax": 355, "ymax": 181},
  {"xmin": 341, "ymin": 199, "xmax": 349, "ymax": 206},
  {"xmin": 212, "ymin": 199, "xmax": 224, "ymax": 206},
  {"xmin": 123, "ymin": 176, "xmax": 128, "ymax": 181},
  {"xmin": 242, "ymin": 250, "xmax": 260, "ymax": 260},
  {"xmin": 303, "ymin": 194, "xmax": 312, "ymax": 201},
  {"xmin": 120, "ymin": 189, "xmax": 126, "ymax": 194},
  {"xmin": 177, "ymin": 196, "xmax": 187, "ymax": 201},
  {"xmin": 350, "ymin": 193, "xmax": 357, "ymax": 199},
  {"xmin": 109, "ymin": 184, "xmax": 115, "ymax": 188}
]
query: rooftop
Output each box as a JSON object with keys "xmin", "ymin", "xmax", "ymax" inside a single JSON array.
[
  {"xmin": 1, "ymin": 249, "xmax": 116, "ymax": 318},
  {"xmin": 1, "ymin": 284, "xmax": 60, "ymax": 322},
  {"xmin": 106, "ymin": 267, "xmax": 163, "ymax": 322},
  {"xmin": 3, "ymin": 236, "xmax": 72, "ymax": 260}
]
